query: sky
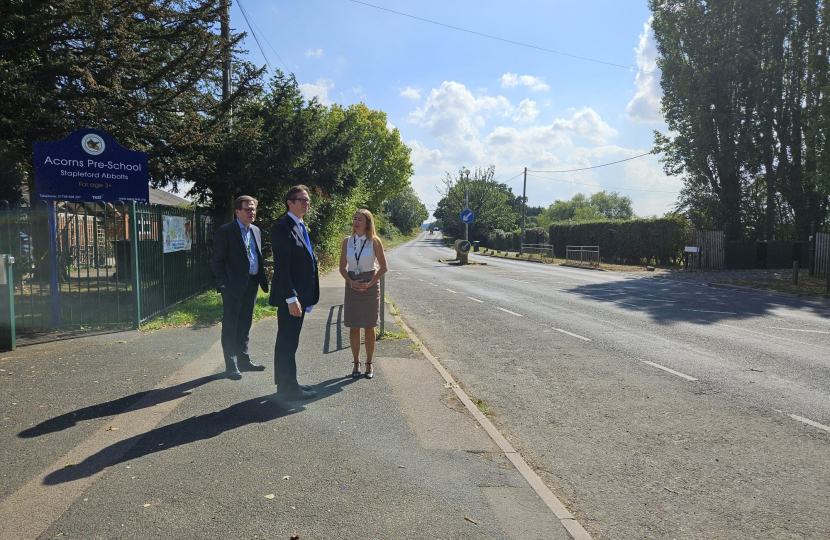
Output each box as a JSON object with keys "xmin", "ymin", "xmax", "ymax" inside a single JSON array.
[{"xmin": 226, "ymin": 0, "xmax": 681, "ymax": 219}]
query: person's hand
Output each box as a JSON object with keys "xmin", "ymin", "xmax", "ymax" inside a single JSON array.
[{"xmin": 288, "ymin": 301, "xmax": 303, "ymax": 317}]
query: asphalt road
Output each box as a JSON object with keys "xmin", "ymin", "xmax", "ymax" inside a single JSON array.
[{"xmin": 385, "ymin": 232, "xmax": 830, "ymax": 540}]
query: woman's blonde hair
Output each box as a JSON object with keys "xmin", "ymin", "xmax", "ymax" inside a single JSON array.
[{"xmin": 354, "ymin": 209, "xmax": 377, "ymax": 241}]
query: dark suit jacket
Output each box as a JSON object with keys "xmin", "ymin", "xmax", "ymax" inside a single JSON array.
[
  {"xmin": 211, "ymin": 219, "xmax": 269, "ymax": 299},
  {"xmin": 269, "ymin": 215, "xmax": 320, "ymax": 308}
]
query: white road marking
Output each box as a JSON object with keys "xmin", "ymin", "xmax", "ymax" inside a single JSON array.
[
  {"xmin": 429, "ymin": 283, "xmax": 438, "ymax": 286},
  {"xmin": 638, "ymin": 298, "xmax": 678, "ymax": 303},
  {"xmin": 446, "ymin": 289, "xmax": 458, "ymax": 294},
  {"xmin": 640, "ymin": 361, "xmax": 698, "ymax": 381},
  {"xmin": 497, "ymin": 307, "xmax": 524, "ymax": 317},
  {"xmin": 766, "ymin": 327, "xmax": 830, "ymax": 334},
  {"xmin": 467, "ymin": 297, "xmax": 484, "ymax": 303},
  {"xmin": 789, "ymin": 415, "xmax": 830, "ymax": 434},
  {"xmin": 581, "ymin": 293, "xmax": 637, "ymax": 307},
  {"xmin": 698, "ymin": 320, "xmax": 830, "ymax": 352},
  {"xmin": 682, "ymin": 309, "xmax": 737, "ymax": 315},
  {"xmin": 552, "ymin": 328, "xmax": 591, "ymax": 342}
]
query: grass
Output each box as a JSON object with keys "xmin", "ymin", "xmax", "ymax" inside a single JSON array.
[
  {"xmin": 725, "ymin": 275, "xmax": 830, "ymax": 298},
  {"xmin": 382, "ymin": 228, "xmax": 422, "ymax": 250},
  {"xmin": 377, "ymin": 328, "xmax": 409, "ymax": 340},
  {"xmin": 141, "ymin": 290, "xmax": 277, "ymax": 331},
  {"xmin": 472, "ymin": 397, "xmax": 491, "ymax": 415}
]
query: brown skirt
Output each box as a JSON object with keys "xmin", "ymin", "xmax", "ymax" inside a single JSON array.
[{"xmin": 344, "ymin": 269, "xmax": 380, "ymax": 328}]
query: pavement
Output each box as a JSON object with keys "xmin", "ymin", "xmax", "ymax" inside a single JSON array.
[{"xmin": 0, "ymin": 270, "xmax": 585, "ymax": 540}]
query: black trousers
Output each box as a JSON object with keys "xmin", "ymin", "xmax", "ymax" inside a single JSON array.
[
  {"xmin": 274, "ymin": 303, "xmax": 306, "ymax": 390},
  {"xmin": 220, "ymin": 275, "xmax": 259, "ymax": 369}
]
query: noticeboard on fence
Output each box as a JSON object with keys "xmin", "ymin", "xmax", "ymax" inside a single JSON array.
[
  {"xmin": 162, "ymin": 215, "xmax": 192, "ymax": 253},
  {"xmin": 33, "ymin": 128, "xmax": 149, "ymax": 202}
]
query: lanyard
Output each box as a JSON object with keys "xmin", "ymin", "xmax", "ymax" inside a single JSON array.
[{"xmin": 353, "ymin": 236, "xmax": 368, "ymax": 269}]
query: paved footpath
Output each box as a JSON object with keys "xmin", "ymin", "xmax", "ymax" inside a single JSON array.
[{"xmin": 0, "ymin": 271, "xmax": 585, "ymax": 540}]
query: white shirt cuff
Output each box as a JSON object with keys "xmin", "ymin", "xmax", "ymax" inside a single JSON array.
[{"xmin": 286, "ymin": 296, "xmax": 298, "ymax": 305}]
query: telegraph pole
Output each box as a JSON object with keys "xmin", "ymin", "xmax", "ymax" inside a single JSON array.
[
  {"xmin": 220, "ymin": 0, "xmax": 234, "ymax": 220},
  {"xmin": 520, "ymin": 167, "xmax": 527, "ymax": 255}
]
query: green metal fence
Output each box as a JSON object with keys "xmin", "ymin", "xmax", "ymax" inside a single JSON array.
[{"xmin": 0, "ymin": 199, "xmax": 217, "ymax": 345}]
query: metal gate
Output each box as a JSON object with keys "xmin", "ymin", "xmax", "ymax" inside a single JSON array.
[{"xmin": 0, "ymin": 200, "xmax": 216, "ymax": 344}]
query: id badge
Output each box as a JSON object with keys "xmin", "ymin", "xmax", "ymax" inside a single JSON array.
[{"xmin": 354, "ymin": 268, "xmax": 362, "ymax": 276}]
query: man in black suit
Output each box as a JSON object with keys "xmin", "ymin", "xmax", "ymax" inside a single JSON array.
[
  {"xmin": 211, "ymin": 195, "xmax": 270, "ymax": 380},
  {"xmin": 270, "ymin": 185, "xmax": 319, "ymax": 399}
]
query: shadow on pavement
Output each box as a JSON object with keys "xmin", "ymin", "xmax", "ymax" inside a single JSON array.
[
  {"xmin": 324, "ymin": 304, "xmax": 348, "ymax": 354},
  {"xmin": 42, "ymin": 376, "xmax": 359, "ymax": 485},
  {"xmin": 18, "ymin": 375, "xmax": 221, "ymax": 439}
]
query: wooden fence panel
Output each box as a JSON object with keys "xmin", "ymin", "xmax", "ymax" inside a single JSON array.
[
  {"xmin": 816, "ymin": 232, "xmax": 830, "ymax": 278},
  {"xmin": 689, "ymin": 230, "xmax": 724, "ymax": 270}
]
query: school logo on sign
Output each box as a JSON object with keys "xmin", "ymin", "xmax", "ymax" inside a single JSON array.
[{"xmin": 81, "ymin": 133, "xmax": 105, "ymax": 156}]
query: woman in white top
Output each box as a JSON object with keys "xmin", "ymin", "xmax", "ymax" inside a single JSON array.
[{"xmin": 338, "ymin": 209, "xmax": 388, "ymax": 379}]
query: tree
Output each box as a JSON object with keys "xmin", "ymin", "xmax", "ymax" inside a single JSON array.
[
  {"xmin": 0, "ymin": 0, "xmax": 263, "ymax": 200},
  {"xmin": 537, "ymin": 191, "xmax": 635, "ymax": 228},
  {"xmin": 651, "ymin": 0, "xmax": 829, "ymax": 239},
  {"xmin": 384, "ymin": 185, "xmax": 428, "ymax": 233},
  {"xmin": 332, "ymin": 103, "xmax": 414, "ymax": 214},
  {"xmin": 433, "ymin": 166, "xmax": 517, "ymax": 241}
]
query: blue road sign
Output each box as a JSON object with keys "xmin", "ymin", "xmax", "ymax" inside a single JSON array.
[
  {"xmin": 33, "ymin": 128, "xmax": 149, "ymax": 203},
  {"xmin": 461, "ymin": 209, "xmax": 475, "ymax": 224}
]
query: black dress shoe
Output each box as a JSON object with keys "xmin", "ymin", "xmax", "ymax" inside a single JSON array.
[
  {"xmin": 278, "ymin": 387, "xmax": 316, "ymax": 400},
  {"xmin": 225, "ymin": 368, "xmax": 242, "ymax": 380},
  {"xmin": 238, "ymin": 362, "xmax": 265, "ymax": 372}
]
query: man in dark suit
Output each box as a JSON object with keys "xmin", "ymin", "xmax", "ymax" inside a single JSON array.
[
  {"xmin": 270, "ymin": 185, "xmax": 319, "ymax": 399},
  {"xmin": 211, "ymin": 195, "xmax": 270, "ymax": 380}
]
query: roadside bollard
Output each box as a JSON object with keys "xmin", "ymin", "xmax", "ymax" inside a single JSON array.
[
  {"xmin": 793, "ymin": 261, "xmax": 799, "ymax": 285},
  {"xmin": 453, "ymin": 239, "xmax": 471, "ymax": 264}
]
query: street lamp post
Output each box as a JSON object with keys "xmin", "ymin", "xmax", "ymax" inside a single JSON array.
[{"xmin": 464, "ymin": 169, "xmax": 470, "ymax": 241}]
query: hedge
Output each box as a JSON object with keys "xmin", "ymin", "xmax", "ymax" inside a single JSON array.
[{"xmin": 548, "ymin": 216, "xmax": 690, "ymax": 266}]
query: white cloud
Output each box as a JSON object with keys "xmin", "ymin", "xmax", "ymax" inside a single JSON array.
[
  {"xmin": 499, "ymin": 72, "xmax": 550, "ymax": 92},
  {"xmin": 512, "ymin": 99, "xmax": 539, "ymax": 123},
  {"xmin": 553, "ymin": 107, "xmax": 618, "ymax": 143},
  {"xmin": 400, "ymin": 87, "xmax": 421, "ymax": 100},
  {"xmin": 626, "ymin": 18, "xmax": 664, "ymax": 124},
  {"xmin": 299, "ymin": 78, "xmax": 334, "ymax": 106},
  {"xmin": 305, "ymin": 48, "xmax": 324, "ymax": 58},
  {"xmin": 409, "ymin": 81, "xmax": 511, "ymax": 164}
]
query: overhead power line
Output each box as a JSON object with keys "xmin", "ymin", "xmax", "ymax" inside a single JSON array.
[
  {"xmin": 528, "ymin": 152, "xmax": 654, "ymax": 173},
  {"xmin": 347, "ymin": 0, "xmax": 653, "ymax": 74},
  {"xmin": 236, "ymin": 0, "xmax": 273, "ymax": 72},
  {"xmin": 526, "ymin": 173, "xmax": 679, "ymax": 194}
]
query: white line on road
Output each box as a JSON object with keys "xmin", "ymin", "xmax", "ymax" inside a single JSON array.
[
  {"xmin": 446, "ymin": 289, "xmax": 458, "ymax": 294},
  {"xmin": 641, "ymin": 360, "xmax": 698, "ymax": 381},
  {"xmin": 638, "ymin": 298, "xmax": 678, "ymax": 303},
  {"xmin": 552, "ymin": 328, "xmax": 591, "ymax": 341},
  {"xmin": 766, "ymin": 327, "xmax": 830, "ymax": 334},
  {"xmin": 429, "ymin": 283, "xmax": 438, "ymax": 287},
  {"xmin": 682, "ymin": 309, "xmax": 737, "ymax": 315},
  {"xmin": 789, "ymin": 414, "xmax": 830, "ymax": 434},
  {"xmin": 497, "ymin": 307, "xmax": 524, "ymax": 317},
  {"xmin": 467, "ymin": 297, "xmax": 484, "ymax": 303},
  {"xmin": 698, "ymin": 320, "xmax": 830, "ymax": 353}
]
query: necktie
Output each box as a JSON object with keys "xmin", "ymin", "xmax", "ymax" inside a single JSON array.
[
  {"xmin": 299, "ymin": 222, "xmax": 315, "ymax": 268},
  {"xmin": 244, "ymin": 228, "xmax": 256, "ymax": 274}
]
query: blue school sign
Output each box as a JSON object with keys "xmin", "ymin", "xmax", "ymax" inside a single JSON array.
[{"xmin": 33, "ymin": 129, "xmax": 149, "ymax": 202}]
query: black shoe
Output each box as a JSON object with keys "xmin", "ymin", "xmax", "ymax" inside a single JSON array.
[
  {"xmin": 238, "ymin": 362, "xmax": 265, "ymax": 372},
  {"xmin": 278, "ymin": 387, "xmax": 316, "ymax": 400},
  {"xmin": 225, "ymin": 368, "xmax": 242, "ymax": 380},
  {"xmin": 351, "ymin": 361, "xmax": 361, "ymax": 379},
  {"xmin": 299, "ymin": 384, "xmax": 313, "ymax": 391},
  {"xmin": 364, "ymin": 362, "xmax": 374, "ymax": 379}
]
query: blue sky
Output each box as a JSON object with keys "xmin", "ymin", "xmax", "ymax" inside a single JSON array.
[{"xmin": 229, "ymin": 0, "xmax": 680, "ymax": 218}]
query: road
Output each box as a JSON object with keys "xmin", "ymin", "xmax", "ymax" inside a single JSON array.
[{"xmin": 385, "ymin": 231, "xmax": 830, "ymax": 540}]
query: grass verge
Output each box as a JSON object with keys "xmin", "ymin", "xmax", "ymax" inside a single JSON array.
[{"xmin": 141, "ymin": 290, "xmax": 277, "ymax": 331}]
